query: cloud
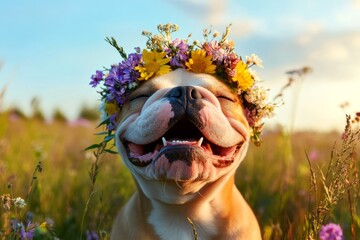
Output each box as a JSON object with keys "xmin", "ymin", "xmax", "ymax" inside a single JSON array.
[
  {"xmin": 168, "ymin": 0, "xmax": 260, "ymax": 38},
  {"xmin": 169, "ymin": 0, "xmax": 226, "ymax": 24},
  {"xmin": 303, "ymin": 31, "xmax": 360, "ymax": 81},
  {"xmin": 259, "ymin": 29, "xmax": 360, "ymax": 131}
]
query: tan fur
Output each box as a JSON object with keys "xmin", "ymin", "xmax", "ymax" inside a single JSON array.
[{"xmin": 110, "ymin": 69, "xmax": 262, "ymax": 239}]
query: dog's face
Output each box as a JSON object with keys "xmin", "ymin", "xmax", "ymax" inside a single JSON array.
[{"xmin": 115, "ymin": 68, "xmax": 250, "ymax": 204}]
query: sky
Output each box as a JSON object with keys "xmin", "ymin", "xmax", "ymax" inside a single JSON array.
[{"xmin": 0, "ymin": 0, "xmax": 359, "ymax": 132}]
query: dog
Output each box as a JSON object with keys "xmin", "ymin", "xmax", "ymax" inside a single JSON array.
[{"xmin": 110, "ymin": 68, "xmax": 262, "ymax": 240}]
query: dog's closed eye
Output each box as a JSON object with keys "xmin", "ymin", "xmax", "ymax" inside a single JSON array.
[
  {"xmin": 130, "ymin": 94, "xmax": 150, "ymax": 101},
  {"xmin": 217, "ymin": 95, "xmax": 236, "ymax": 102}
]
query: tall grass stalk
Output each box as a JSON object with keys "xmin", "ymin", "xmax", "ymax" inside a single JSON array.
[
  {"xmin": 80, "ymin": 133, "xmax": 116, "ymax": 239},
  {"xmin": 274, "ymin": 67, "xmax": 312, "ymax": 179},
  {"xmin": 305, "ymin": 115, "xmax": 360, "ymax": 239},
  {"xmin": 80, "ymin": 141, "xmax": 107, "ymax": 239}
]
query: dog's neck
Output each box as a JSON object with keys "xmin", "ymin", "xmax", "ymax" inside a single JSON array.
[
  {"xmin": 123, "ymin": 173, "xmax": 257, "ymax": 240},
  {"xmin": 146, "ymin": 175, "xmax": 234, "ymax": 240}
]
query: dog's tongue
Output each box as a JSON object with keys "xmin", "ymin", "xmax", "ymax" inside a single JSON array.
[
  {"xmin": 128, "ymin": 142, "xmax": 159, "ymax": 163},
  {"xmin": 127, "ymin": 139, "xmax": 205, "ymax": 163}
]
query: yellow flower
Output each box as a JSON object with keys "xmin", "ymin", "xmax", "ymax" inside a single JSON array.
[
  {"xmin": 232, "ymin": 61, "xmax": 254, "ymax": 91},
  {"xmin": 185, "ymin": 49, "xmax": 216, "ymax": 74},
  {"xmin": 104, "ymin": 101, "xmax": 118, "ymax": 116},
  {"xmin": 135, "ymin": 49, "xmax": 171, "ymax": 81}
]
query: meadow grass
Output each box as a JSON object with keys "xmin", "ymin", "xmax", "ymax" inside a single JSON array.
[{"xmin": 0, "ymin": 111, "xmax": 359, "ymax": 239}]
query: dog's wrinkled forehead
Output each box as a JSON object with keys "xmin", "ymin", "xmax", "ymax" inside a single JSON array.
[
  {"xmin": 132, "ymin": 69, "xmax": 238, "ymax": 101},
  {"xmin": 118, "ymin": 69, "xmax": 244, "ymax": 125}
]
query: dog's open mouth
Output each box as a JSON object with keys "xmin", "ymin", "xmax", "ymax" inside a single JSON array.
[{"xmin": 124, "ymin": 119, "xmax": 243, "ymax": 168}]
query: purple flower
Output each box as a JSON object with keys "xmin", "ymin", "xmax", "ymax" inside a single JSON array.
[
  {"xmin": 105, "ymin": 65, "xmax": 122, "ymax": 86},
  {"xmin": 86, "ymin": 230, "xmax": 100, "ymax": 240},
  {"xmin": 107, "ymin": 112, "xmax": 119, "ymax": 131},
  {"xmin": 319, "ymin": 223, "xmax": 344, "ymax": 240},
  {"xmin": 21, "ymin": 226, "xmax": 35, "ymax": 239},
  {"xmin": 120, "ymin": 52, "xmax": 141, "ymax": 83},
  {"xmin": 104, "ymin": 53, "xmax": 141, "ymax": 105},
  {"xmin": 166, "ymin": 38, "xmax": 189, "ymax": 67},
  {"xmin": 10, "ymin": 218, "xmax": 35, "ymax": 239},
  {"xmin": 90, "ymin": 70, "xmax": 103, "ymax": 87}
]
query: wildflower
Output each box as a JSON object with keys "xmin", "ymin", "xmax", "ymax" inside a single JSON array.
[
  {"xmin": 220, "ymin": 39, "xmax": 235, "ymax": 51},
  {"xmin": 223, "ymin": 52, "xmax": 240, "ymax": 78},
  {"xmin": 319, "ymin": 223, "xmax": 344, "ymax": 240},
  {"xmin": 86, "ymin": 230, "xmax": 100, "ymax": 240},
  {"xmin": 1, "ymin": 193, "xmax": 12, "ymax": 211},
  {"xmin": 165, "ymin": 38, "xmax": 189, "ymax": 67},
  {"xmin": 108, "ymin": 113, "xmax": 118, "ymax": 131},
  {"xmin": 128, "ymin": 82, "xmax": 138, "ymax": 90},
  {"xmin": 185, "ymin": 49, "xmax": 216, "ymax": 74},
  {"xmin": 121, "ymin": 52, "xmax": 142, "ymax": 82},
  {"xmin": 246, "ymin": 54, "xmax": 263, "ymax": 68},
  {"xmin": 98, "ymin": 101, "xmax": 108, "ymax": 122},
  {"xmin": 90, "ymin": 70, "xmax": 103, "ymax": 87},
  {"xmin": 13, "ymin": 197, "xmax": 26, "ymax": 208},
  {"xmin": 213, "ymin": 31, "xmax": 220, "ymax": 38},
  {"xmin": 248, "ymin": 68, "xmax": 260, "ymax": 81},
  {"xmin": 34, "ymin": 222, "xmax": 50, "ymax": 238},
  {"xmin": 104, "ymin": 101, "xmax": 119, "ymax": 130},
  {"xmin": 244, "ymin": 85, "xmax": 269, "ymax": 108},
  {"xmin": 90, "ymin": 23, "xmax": 276, "ymax": 145},
  {"xmin": 308, "ymin": 149, "xmax": 320, "ymax": 161},
  {"xmin": 135, "ymin": 49, "xmax": 171, "ymax": 80},
  {"xmin": 202, "ymin": 41, "xmax": 226, "ymax": 64},
  {"xmin": 232, "ymin": 61, "xmax": 254, "ymax": 91}
]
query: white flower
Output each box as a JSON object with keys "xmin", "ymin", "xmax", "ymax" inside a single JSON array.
[
  {"xmin": 221, "ymin": 39, "xmax": 235, "ymax": 50},
  {"xmin": 128, "ymin": 82, "xmax": 138, "ymax": 90},
  {"xmin": 257, "ymin": 106, "xmax": 275, "ymax": 119},
  {"xmin": 245, "ymin": 85, "xmax": 269, "ymax": 108},
  {"xmin": 99, "ymin": 101, "xmax": 108, "ymax": 122},
  {"xmin": 13, "ymin": 197, "xmax": 26, "ymax": 208},
  {"xmin": 248, "ymin": 68, "xmax": 260, "ymax": 81},
  {"xmin": 246, "ymin": 54, "xmax": 263, "ymax": 68}
]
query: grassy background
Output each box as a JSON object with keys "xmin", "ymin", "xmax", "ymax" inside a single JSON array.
[{"xmin": 0, "ymin": 110, "xmax": 359, "ymax": 239}]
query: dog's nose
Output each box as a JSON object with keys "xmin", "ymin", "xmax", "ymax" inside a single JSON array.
[
  {"xmin": 165, "ymin": 86, "xmax": 205, "ymax": 127},
  {"xmin": 168, "ymin": 86, "xmax": 202, "ymax": 100}
]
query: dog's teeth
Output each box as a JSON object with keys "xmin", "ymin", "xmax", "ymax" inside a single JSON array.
[
  {"xmin": 162, "ymin": 137, "xmax": 167, "ymax": 147},
  {"xmin": 197, "ymin": 137, "xmax": 204, "ymax": 147}
]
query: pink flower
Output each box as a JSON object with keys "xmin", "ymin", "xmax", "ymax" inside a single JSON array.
[
  {"xmin": 308, "ymin": 149, "xmax": 320, "ymax": 161},
  {"xmin": 202, "ymin": 41, "xmax": 226, "ymax": 64},
  {"xmin": 319, "ymin": 223, "xmax": 344, "ymax": 240}
]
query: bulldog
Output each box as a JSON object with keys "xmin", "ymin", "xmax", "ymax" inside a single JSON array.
[{"xmin": 110, "ymin": 68, "xmax": 261, "ymax": 240}]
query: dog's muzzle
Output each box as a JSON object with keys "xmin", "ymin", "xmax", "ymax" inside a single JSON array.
[{"xmin": 122, "ymin": 86, "xmax": 244, "ymax": 171}]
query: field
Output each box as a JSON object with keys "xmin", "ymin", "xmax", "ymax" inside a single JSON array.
[{"xmin": 0, "ymin": 109, "xmax": 359, "ymax": 239}]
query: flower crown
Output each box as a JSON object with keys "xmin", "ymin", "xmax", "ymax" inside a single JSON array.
[{"xmin": 90, "ymin": 23, "xmax": 275, "ymax": 146}]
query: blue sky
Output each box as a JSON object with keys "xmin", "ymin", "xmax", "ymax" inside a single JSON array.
[{"xmin": 1, "ymin": 0, "xmax": 360, "ymax": 131}]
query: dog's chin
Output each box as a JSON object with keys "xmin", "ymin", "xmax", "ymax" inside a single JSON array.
[{"xmin": 122, "ymin": 119, "xmax": 245, "ymax": 182}]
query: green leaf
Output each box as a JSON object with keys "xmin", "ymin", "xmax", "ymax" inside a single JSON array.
[
  {"xmin": 94, "ymin": 131, "xmax": 108, "ymax": 136},
  {"xmin": 104, "ymin": 134, "xmax": 115, "ymax": 143},
  {"xmin": 96, "ymin": 117, "xmax": 110, "ymax": 128},
  {"xmin": 84, "ymin": 144, "xmax": 100, "ymax": 151},
  {"xmin": 105, "ymin": 36, "xmax": 128, "ymax": 60},
  {"xmin": 104, "ymin": 149, "xmax": 118, "ymax": 154}
]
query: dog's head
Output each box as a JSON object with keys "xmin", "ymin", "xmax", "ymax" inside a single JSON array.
[
  {"xmin": 90, "ymin": 24, "xmax": 274, "ymax": 207},
  {"xmin": 115, "ymin": 68, "xmax": 250, "ymax": 204}
]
